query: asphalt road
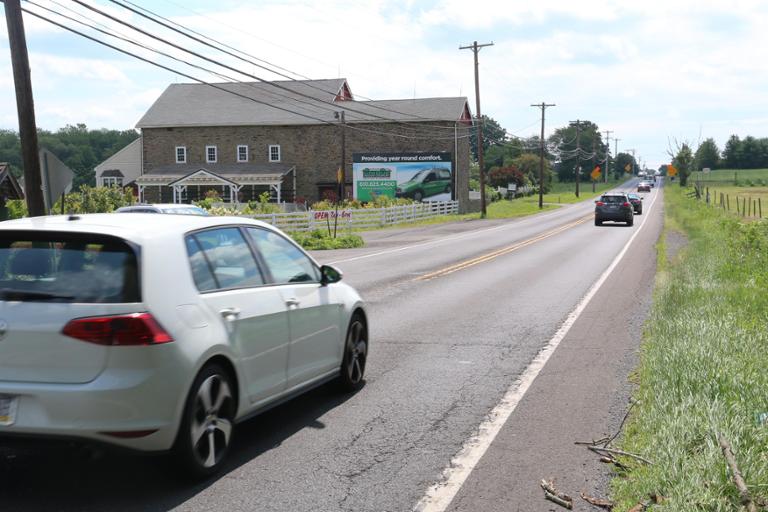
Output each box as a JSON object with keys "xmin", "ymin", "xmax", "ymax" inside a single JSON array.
[{"xmin": 0, "ymin": 179, "xmax": 663, "ymax": 511}]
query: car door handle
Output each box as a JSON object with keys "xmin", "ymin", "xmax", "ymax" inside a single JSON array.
[
  {"xmin": 285, "ymin": 298, "xmax": 300, "ymax": 308},
  {"xmin": 220, "ymin": 307, "xmax": 241, "ymax": 321}
]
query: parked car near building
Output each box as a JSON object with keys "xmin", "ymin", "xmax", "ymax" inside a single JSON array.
[
  {"xmin": 116, "ymin": 203, "xmax": 209, "ymax": 216},
  {"xmin": 0, "ymin": 214, "xmax": 368, "ymax": 477}
]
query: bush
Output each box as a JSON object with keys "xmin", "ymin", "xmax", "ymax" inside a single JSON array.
[
  {"xmin": 6, "ymin": 199, "xmax": 27, "ymax": 219},
  {"xmin": 290, "ymin": 230, "xmax": 364, "ymax": 250},
  {"xmin": 488, "ymin": 165, "xmax": 527, "ymax": 188},
  {"xmin": 310, "ymin": 195, "xmax": 415, "ymax": 210},
  {"xmin": 54, "ymin": 186, "xmax": 135, "ymax": 214}
]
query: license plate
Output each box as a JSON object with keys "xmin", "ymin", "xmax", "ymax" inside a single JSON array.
[{"xmin": 0, "ymin": 395, "xmax": 18, "ymax": 426}]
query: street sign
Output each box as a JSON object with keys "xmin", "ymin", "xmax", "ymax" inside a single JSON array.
[
  {"xmin": 590, "ymin": 166, "xmax": 601, "ymax": 181},
  {"xmin": 39, "ymin": 148, "xmax": 74, "ymax": 213},
  {"xmin": 624, "ymin": 163, "xmax": 632, "ymax": 173},
  {"xmin": 667, "ymin": 165, "xmax": 678, "ymax": 177}
]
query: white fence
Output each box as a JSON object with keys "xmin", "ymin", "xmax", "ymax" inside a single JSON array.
[{"xmin": 245, "ymin": 200, "xmax": 459, "ymax": 232}]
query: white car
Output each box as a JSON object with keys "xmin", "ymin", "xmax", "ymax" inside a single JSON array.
[
  {"xmin": 0, "ymin": 213, "xmax": 368, "ymax": 476},
  {"xmin": 115, "ymin": 203, "xmax": 209, "ymax": 216}
]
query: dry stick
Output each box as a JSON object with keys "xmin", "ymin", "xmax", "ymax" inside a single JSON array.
[
  {"xmin": 760, "ymin": 198, "xmax": 762, "ymax": 218},
  {"xmin": 718, "ymin": 435, "xmax": 758, "ymax": 512},
  {"xmin": 587, "ymin": 445, "xmax": 654, "ymax": 465},
  {"xmin": 541, "ymin": 480, "xmax": 573, "ymax": 510},
  {"xmin": 604, "ymin": 401, "xmax": 636, "ymax": 448}
]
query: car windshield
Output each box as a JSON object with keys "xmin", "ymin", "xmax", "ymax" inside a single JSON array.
[
  {"xmin": 159, "ymin": 206, "xmax": 209, "ymax": 216},
  {"xmin": 406, "ymin": 170, "xmax": 430, "ymax": 183},
  {"xmin": 0, "ymin": 231, "xmax": 140, "ymax": 303}
]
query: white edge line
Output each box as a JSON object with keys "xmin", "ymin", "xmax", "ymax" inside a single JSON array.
[
  {"xmin": 325, "ymin": 202, "xmax": 585, "ymax": 265},
  {"xmin": 413, "ymin": 187, "xmax": 661, "ymax": 512}
]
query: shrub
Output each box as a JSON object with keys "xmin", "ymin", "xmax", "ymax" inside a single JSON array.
[
  {"xmin": 6, "ymin": 199, "xmax": 27, "ymax": 219},
  {"xmin": 290, "ymin": 230, "xmax": 364, "ymax": 250},
  {"xmin": 54, "ymin": 186, "xmax": 135, "ymax": 214}
]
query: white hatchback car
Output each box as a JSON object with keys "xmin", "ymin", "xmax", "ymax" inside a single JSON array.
[{"xmin": 0, "ymin": 214, "xmax": 368, "ymax": 476}]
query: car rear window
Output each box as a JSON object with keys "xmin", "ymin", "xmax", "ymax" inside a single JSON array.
[
  {"xmin": 0, "ymin": 231, "xmax": 140, "ymax": 303},
  {"xmin": 601, "ymin": 195, "xmax": 626, "ymax": 203}
]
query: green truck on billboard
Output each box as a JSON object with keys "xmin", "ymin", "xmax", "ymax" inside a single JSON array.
[{"xmin": 352, "ymin": 153, "xmax": 453, "ymax": 203}]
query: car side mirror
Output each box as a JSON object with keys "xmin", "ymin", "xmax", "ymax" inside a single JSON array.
[{"xmin": 320, "ymin": 265, "xmax": 343, "ymax": 285}]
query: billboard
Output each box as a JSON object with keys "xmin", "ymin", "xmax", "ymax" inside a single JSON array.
[{"xmin": 352, "ymin": 152, "xmax": 452, "ymax": 202}]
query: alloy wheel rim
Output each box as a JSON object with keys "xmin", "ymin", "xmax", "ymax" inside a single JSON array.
[
  {"xmin": 346, "ymin": 321, "xmax": 367, "ymax": 384},
  {"xmin": 191, "ymin": 374, "xmax": 234, "ymax": 468}
]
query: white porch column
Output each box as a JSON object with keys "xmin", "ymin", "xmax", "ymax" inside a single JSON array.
[{"xmin": 270, "ymin": 183, "xmax": 282, "ymax": 204}]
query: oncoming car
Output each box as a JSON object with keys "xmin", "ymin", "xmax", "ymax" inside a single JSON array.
[
  {"xmin": 594, "ymin": 193, "xmax": 634, "ymax": 226},
  {"xmin": 637, "ymin": 181, "xmax": 651, "ymax": 192},
  {"xmin": 0, "ymin": 214, "xmax": 368, "ymax": 477},
  {"xmin": 396, "ymin": 168, "xmax": 452, "ymax": 201},
  {"xmin": 115, "ymin": 203, "xmax": 209, "ymax": 216}
]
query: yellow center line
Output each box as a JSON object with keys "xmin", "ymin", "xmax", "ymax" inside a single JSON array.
[{"xmin": 413, "ymin": 214, "xmax": 592, "ymax": 282}]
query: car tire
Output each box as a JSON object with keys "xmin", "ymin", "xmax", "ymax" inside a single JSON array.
[
  {"xmin": 339, "ymin": 315, "xmax": 367, "ymax": 392},
  {"xmin": 413, "ymin": 190, "xmax": 424, "ymax": 202},
  {"xmin": 444, "ymin": 184, "xmax": 452, "ymax": 194},
  {"xmin": 173, "ymin": 363, "xmax": 236, "ymax": 479},
  {"xmin": 627, "ymin": 217, "xmax": 634, "ymax": 226},
  {"xmin": 595, "ymin": 218, "xmax": 602, "ymax": 226}
]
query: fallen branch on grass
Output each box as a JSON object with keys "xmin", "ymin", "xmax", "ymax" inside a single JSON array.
[
  {"xmin": 599, "ymin": 455, "xmax": 630, "ymax": 472},
  {"xmin": 541, "ymin": 479, "xmax": 573, "ymax": 509},
  {"xmin": 579, "ymin": 491, "xmax": 614, "ymax": 509},
  {"xmin": 587, "ymin": 445, "xmax": 654, "ymax": 465},
  {"xmin": 718, "ymin": 434, "xmax": 758, "ymax": 512}
]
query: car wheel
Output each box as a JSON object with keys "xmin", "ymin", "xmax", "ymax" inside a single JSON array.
[
  {"xmin": 413, "ymin": 190, "xmax": 424, "ymax": 202},
  {"xmin": 339, "ymin": 315, "xmax": 367, "ymax": 392},
  {"xmin": 627, "ymin": 217, "xmax": 634, "ymax": 226},
  {"xmin": 444, "ymin": 184, "xmax": 452, "ymax": 194},
  {"xmin": 595, "ymin": 218, "xmax": 602, "ymax": 226},
  {"xmin": 173, "ymin": 363, "xmax": 236, "ymax": 478}
]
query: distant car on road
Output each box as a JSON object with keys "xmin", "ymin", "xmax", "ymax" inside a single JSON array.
[
  {"xmin": 627, "ymin": 193, "xmax": 643, "ymax": 214},
  {"xmin": 637, "ymin": 181, "xmax": 651, "ymax": 192},
  {"xmin": 0, "ymin": 214, "xmax": 368, "ymax": 477},
  {"xmin": 595, "ymin": 193, "xmax": 634, "ymax": 226},
  {"xmin": 115, "ymin": 203, "xmax": 210, "ymax": 216}
]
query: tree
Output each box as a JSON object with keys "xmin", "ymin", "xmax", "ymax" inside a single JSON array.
[
  {"xmin": 694, "ymin": 138, "xmax": 720, "ymax": 171},
  {"xmin": 512, "ymin": 153, "xmax": 552, "ymax": 193},
  {"xmin": 1, "ymin": 125, "xmax": 139, "ymax": 190},
  {"xmin": 672, "ymin": 143, "xmax": 694, "ymax": 186},
  {"xmin": 548, "ymin": 121, "xmax": 606, "ymax": 182},
  {"xmin": 613, "ymin": 152, "xmax": 637, "ymax": 179},
  {"xmin": 722, "ymin": 135, "xmax": 742, "ymax": 169},
  {"xmin": 470, "ymin": 115, "xmax": 506, "ymax": 162},
  {"xmin": 487, "ymin": 165, "xmax": 527, "ymax": 188}
]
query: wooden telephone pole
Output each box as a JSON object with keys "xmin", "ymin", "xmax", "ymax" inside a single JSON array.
[
  {"xmin": 460, "ymin": 41, "xmax": 493, "ymax": 217},
  {"xmin": 4, "ymin": 0, "xmax": 46, "ymax": 216},
  {"xmin": 570, "ymin": 120, "xmax": 582, "ymax": 198},
  {"xmin": 531, "ymin": 102, "xmax": 555, "ymax": 209}
]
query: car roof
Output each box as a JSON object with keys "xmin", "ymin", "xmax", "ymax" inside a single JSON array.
[{"xmin": 0, "ymin": 213, "xmax": 274, "ymax": 245}]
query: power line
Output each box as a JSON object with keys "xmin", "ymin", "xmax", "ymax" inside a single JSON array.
[
  {"xmin": 21, "ymin": 6, "xmax": 472, "ymax": 142},
  {"xmin": 101, "ymin": 0, "xmax": 468, "ymax": 133}
]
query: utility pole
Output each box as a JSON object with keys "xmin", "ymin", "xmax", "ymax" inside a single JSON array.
[
  {"xmin": 4, "ymin": 0, "xmax": 45, "ymax": 216},
  {"xmin": 569, "ymin": 120, "xmax": 582, "ymax": 198},
  {"xmin": 603, "ymin": 130, "xmax": 613, "ymax": 184},
  {"xmin": 592, "ymin": 137, "xmax": 597, "ymax": 193},
  {"xmin": 334, "ymin": 110, "xmax": 346, "ymax": 201},
  {"xmin": 613, "ymin": 138, "xmax": 621, "ymax": 181},
  {"xmin": 460, "ymin": 40, "xmax": 493, "ymax": 217},
  {"xmin": 627, "ymin": 149, "xmax": 636, "ymax": 175},
  {"xmin": 531, "ymin": 102, "xmax": 555, "ymax": 209}
]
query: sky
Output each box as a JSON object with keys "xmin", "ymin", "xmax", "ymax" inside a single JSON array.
[{"xmin": 1, "ymin": 0, "xmax": 768, "ymax": 169}]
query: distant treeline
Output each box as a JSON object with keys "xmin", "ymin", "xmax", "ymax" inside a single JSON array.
[
  {"xmin": 695, "ymin": 135, "xmax": 768, "ymax": 171},
  {"xmin": 0, "ymin": 124, "xmax": 139, "ymax": 190}
]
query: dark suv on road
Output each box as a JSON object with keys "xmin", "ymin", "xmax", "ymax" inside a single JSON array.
[{"xmin": 595, "ymin": 193, "xmax": 634, "ymax": 226}]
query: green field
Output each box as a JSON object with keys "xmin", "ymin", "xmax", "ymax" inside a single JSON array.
[
  {"xmin": 691, "ymin": 168, "xmax": 768, "ymax": 185},
  {"xmin": 544, "ymin": 175, "xmax": 628, "ymax": 204},
  {"xmin": 611, "ymin": 186, "xmax": 768, "ymax": 510}
]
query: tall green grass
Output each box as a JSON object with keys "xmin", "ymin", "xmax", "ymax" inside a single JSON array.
[{"xmin": 611, "ymin": 186, "xmax": 768, "ymax": 510}]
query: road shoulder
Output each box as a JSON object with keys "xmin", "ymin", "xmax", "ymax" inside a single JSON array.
[{"xmin": 444, "ymin": 190, "xmax": 664, "ymax": 511}]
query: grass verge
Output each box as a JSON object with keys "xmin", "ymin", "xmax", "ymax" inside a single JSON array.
[
  {"xmin": 611, "ymin": 186, "xmax": 768, "ymax": 510},
  {"xmin": 291, "ymin": 230, "xmax": 364, "ymax": 250}
]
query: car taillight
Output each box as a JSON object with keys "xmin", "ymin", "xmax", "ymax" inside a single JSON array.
[
  {"xmin": 623, "ymin": 202, "xmax": 631, "ymax": 207},
  {"xmin": 62, "ymin": 313, "xmax": 173, "ymax": 346},
  {"xmin": 596, "ymin": 201, "xmax": 605, "ymax": 206}
]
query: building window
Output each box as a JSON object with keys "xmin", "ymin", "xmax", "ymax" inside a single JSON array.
[
  {"xmin": 269, "ymin": 145, "xmax": 281, "ymax": 162},
  {"xmin": 206, "ymin": 145, "xmax": 218, "ymax": 163},
  {"xmin": 176, "ymin": 146, "xmax": 186, "ymax": 164},
  {"xmin": 237, "ymin": 145, "xmax": 248, "ymax": 162},
  {"xmin": 101, "ymin": 177, "xmax": 123, "ymax": 187}
]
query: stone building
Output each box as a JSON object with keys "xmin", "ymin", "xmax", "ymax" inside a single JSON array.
[{"xmin": 134, "ymin": 79, "xmax": 472, "ymax": 209}]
